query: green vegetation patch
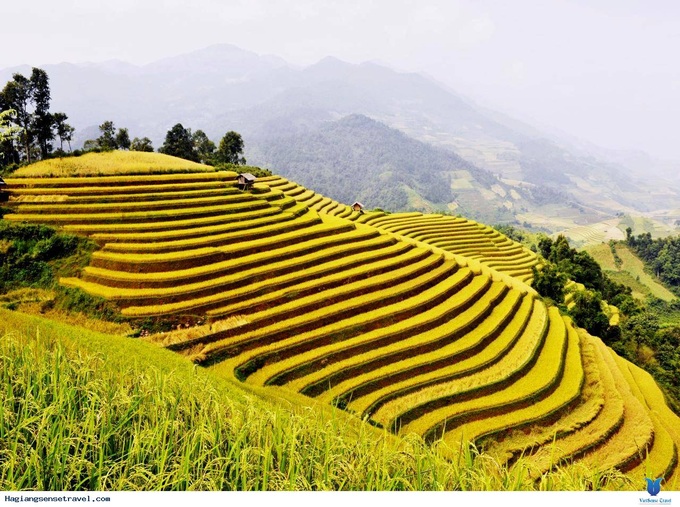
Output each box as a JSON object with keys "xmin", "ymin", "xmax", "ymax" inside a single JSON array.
[
  {"xmin": 0, "ymin": 221, "xmax": 91, "ymax": 293},
  {"xmin": 584, "ymin": 242, "xmax": 675, "ymax": 301}
]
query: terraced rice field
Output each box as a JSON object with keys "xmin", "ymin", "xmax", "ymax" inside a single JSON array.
[
  {"xmin": 556, "ymin": 219, "xmax": 625, "ymax": 247},
  {"xmin": 3, "ymin": 167, "xmax": 680, "ymax": 485},
  {"xmin": 259, "ymin": 176, "xmax": 539, "ymax": 284}
]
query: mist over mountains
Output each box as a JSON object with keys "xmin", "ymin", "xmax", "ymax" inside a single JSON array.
[{"xmin": 3, "ymin": 44, "xmax": 679, "ymax": 229}]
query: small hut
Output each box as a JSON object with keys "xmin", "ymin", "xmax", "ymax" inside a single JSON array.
[
  {"xmin": 237, "ymin": 173, "xmax": 256, "ymax": 191},
  {"xmin": 0, "ymin": 177, "xmax": 7, "ymax": 202},
  {"xmin": 352, "ymin": 201, "xmax": 364, "ymax": 213}
]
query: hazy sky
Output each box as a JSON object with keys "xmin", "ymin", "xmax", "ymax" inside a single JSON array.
[{"xmin": 3, "ymin": 0, "xmax": 680, "ymax": 160}]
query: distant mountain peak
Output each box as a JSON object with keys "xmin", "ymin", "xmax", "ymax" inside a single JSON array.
[
  {"xmin": 144, "ymin": 43, "xmax": 289, "ymax": 74},
  {"xmin": 315, "ymin": 55, "xmax": 350, "ymax": 65},
  {"xmin": 306, "ymin": 56, "xmax": 355, "ymax": 72},
  {"xmin": 334, "ymin": 114, "xmax": 389, "ymax": 130}
]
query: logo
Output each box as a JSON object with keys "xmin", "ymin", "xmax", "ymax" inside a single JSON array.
[{"xmin": 645, "ymin": 477, "xmax": 662, "ymax": 497}]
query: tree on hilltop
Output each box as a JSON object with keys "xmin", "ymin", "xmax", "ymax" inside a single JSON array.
[
  {"xmin": 52, "ymin": 112, "xmax": 75, "ymax": 153},
  {"xmin": 1, "ymin": 73, "xmax": 34, "ymax": 163},
  {"xmin": 159, "ymin": 123, "xmax": 199, "ymax": 162},
  {"xmin": 130, "ymin": 137, "xmax": 154, "ymax": 152},
  {"xmin": 30, "ymin": 68, "xmax": 54, "ymax": 159},
  {"xmin": 216, "ymin": 131, "xmax": 246, "ymax": 165},
  {"xmin": 115, "ymin": 128, "xmax": 131, "ymax": 150},
  {"xmin": 1, "ymin": 68, "xmax": 73, "ymax": 167},
  {"xmin": 0, "ymin": 109, "xmax": 23, "ymax": 168},
  {"xmin": 192, "ymin": 130, "xmax": 216, "ymax": 165},
  {"xmin": 0, "ymin": 109, "xmax": 22, "ymax": 142},
  {"xmin": 97, "ymin": 121, "xmax": 117, "ymax": 151},
  {"xmin": 83, "ymin": 121, "xmax": 133, "ymax": 152}
]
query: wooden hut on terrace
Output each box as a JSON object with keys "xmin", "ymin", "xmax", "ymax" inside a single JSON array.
[
  {"xmin": 237, "ymin": 173, "xmax": 256, "ymax": 191},
  {"xmin": 352, "ymin": 201, "xmax": 364, "ymax": 213}
]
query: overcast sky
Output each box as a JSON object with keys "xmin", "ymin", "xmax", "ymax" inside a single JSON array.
[{"xmin": 3, "ymin": 0, "xmax": 680, "ymax": 160}]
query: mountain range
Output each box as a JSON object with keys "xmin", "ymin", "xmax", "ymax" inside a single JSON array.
[{"xmin": 3, "ymin": 44, "xmax": 679, "ymax": 231}]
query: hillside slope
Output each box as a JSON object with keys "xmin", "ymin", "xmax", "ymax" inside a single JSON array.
[
  {"xmin": 1, "ymin": 153, "xmax": 679, "ymax": 487},
  {"xmin": 584, "ymin": 242, "xmax": 676, "ymax": 302},
  {"xmin": 248, "ymin": 114, "xmax": 570, "ymax": 224}
]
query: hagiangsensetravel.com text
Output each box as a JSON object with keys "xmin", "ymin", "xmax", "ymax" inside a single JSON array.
[{"xmin": 4, "ymin": 496, "xmax": 111, "ymax": 503}]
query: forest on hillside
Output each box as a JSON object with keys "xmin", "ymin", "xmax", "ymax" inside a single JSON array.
[
  {"xmin": 531, "ymin": 232, "xmax": 680, "ymax": 414},
  {"xmin": 626, "ymin": 229, "xmax": 680, "ymax": 293},
  {"xmin": 250, "ymin": 114, "xmax": 493, "ymax": 212}
]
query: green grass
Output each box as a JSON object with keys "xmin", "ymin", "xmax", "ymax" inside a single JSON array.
[
  {"xmin": 584, "ymin": 243, "xmax": 676, "ymax": 301},
  {"xmin": 0, "ymin": 309, "xmax": 496, "ymax": 490},
  {"xmin": 5, "ymin": 162, "xmax": 680, "ymax": 490},
  {"xmin": 1, "ymin": 309, "xmax": 640, "ymax": 491}
]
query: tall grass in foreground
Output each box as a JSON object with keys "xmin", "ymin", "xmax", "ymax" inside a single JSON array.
[{"xmin": 0, "ymin": 310, "xmax": 633, "ymax": 491}]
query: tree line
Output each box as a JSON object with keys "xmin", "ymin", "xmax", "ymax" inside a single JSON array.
[
  {"xmin": 531, "ymin": 233, "xmax": 680, "ymax": 414},
  {"xmin": 0, "ymin": 68, "xmax": 74, "ymax": 167},
  {"xmin": 625, "ymin": 228, "xmax": 680, "ymax": 292},
  {"xmin": 532, "ymin": 234, "xmax": 635, "ymax": 338},
  {"xmin": 1, "ymin": 68, "xmax": 246, "ymax": 173}
]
